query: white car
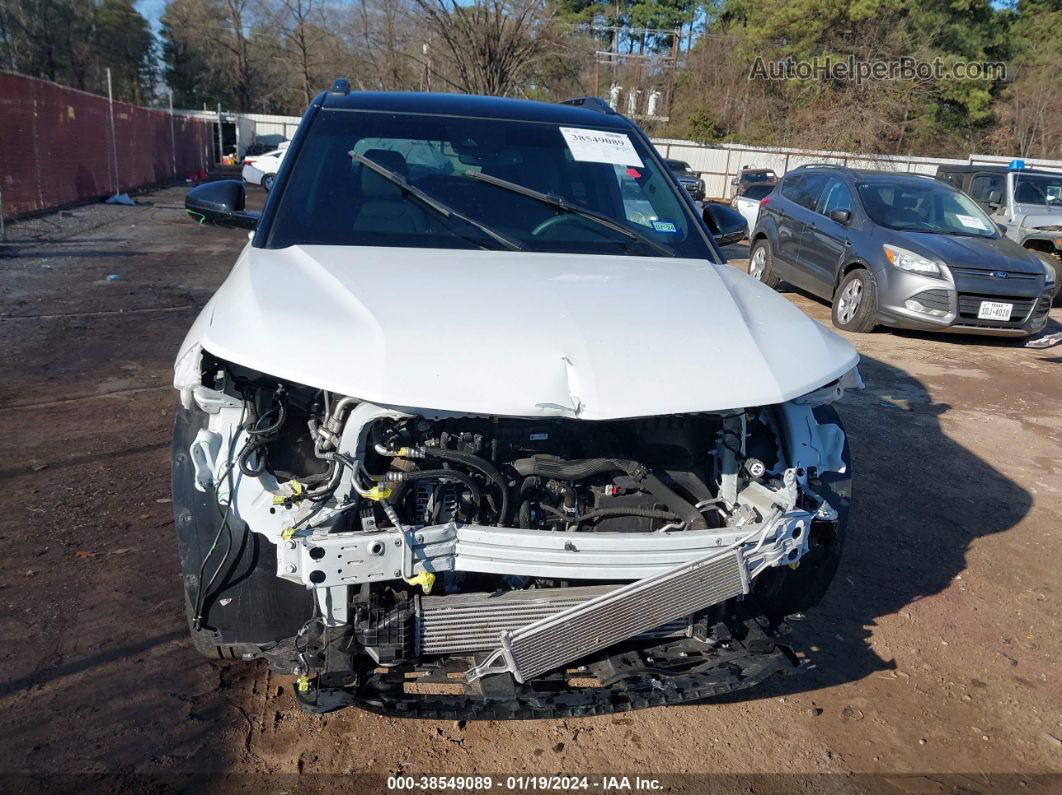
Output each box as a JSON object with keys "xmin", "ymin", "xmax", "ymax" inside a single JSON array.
[
  {"xmin": 176, "ymin": 88, "xmax": 861, "ymax": 719},
  {"xmin": 241, "ymin": 142, "xmax": 289, "ymax": 191},
  {"xmin": 731, "ymin": 183, "xmax": 775, "ymax": 236}
]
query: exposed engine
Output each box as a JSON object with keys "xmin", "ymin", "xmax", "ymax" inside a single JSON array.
[{"xmin": 177, "ymin": 352, "xmax": 855, "ymax": 717}]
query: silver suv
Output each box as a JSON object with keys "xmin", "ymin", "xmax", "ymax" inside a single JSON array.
[{"xmin": 748, "ymin": 165, "xmax": 1055, "ymax": 337}]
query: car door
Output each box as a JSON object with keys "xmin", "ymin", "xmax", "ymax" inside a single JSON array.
[
  {"xmin": 800, "ymin": 177, "xmax": 855, "ymax": 296},
  {"xmin": 772, "ymin": 174, "xmax": 808, "ymax": 266},
  {"xmin": 774, "ymin": 172, "xmax": 828, "ymax": 291}
]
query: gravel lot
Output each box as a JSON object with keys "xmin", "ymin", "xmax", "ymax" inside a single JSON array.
[{"xmin": 1, "ymin": 186, "xmax": 1060, "ymax": 784}]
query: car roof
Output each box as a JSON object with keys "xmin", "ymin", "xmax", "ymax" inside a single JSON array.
[
  {"xmin": 791, "ymin": 165, "xmax": 940, "ymax": 185},
  {"xmin": 318, "ymin": 90, "xmax": 634, "ymax": 130}
]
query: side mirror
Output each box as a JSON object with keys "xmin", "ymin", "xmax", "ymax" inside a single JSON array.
[
  {"xmin": 996, "ymin": 223, "xmax": 1008, "ymax": 235},
  {"xmin": 829, "ymin": 208, "xmax": 852, "ymax": 225},
  {"xmin": 730, "ymin": 177, "xmax": 739, "ymax": 186},
  {"xmin": 986, "ymin": 189, "xmax": 1002, "ymax": 207},
  {"xmin": 185, "ymin": 180, "xmax": 259, "ymax": 229},
  {"xmin": 701, "ymin": 204, "xmax": 722, "ymax": 235}
]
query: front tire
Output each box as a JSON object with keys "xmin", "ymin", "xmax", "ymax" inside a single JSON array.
[
  {"xmin": 832, "ymin": 268, "xmax": 878, "ymax": 332},
  {"xmin": 748, "ymin": 239, "xmax": 781, "ymax": 289},
  {"xmin": 262, "ymin": 173, "xmax": 276, "ymax": 192}
]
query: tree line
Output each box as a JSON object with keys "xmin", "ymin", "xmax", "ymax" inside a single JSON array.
[{"xmin": 0, "ymin": 0, "xmax": 1058, "ymax": 159}]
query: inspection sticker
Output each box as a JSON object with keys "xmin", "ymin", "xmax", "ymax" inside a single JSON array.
[
  {"xmin": 560, "ymin": 127, "xmax": 644, "ymax": 167},
  {"xmin": 652, "ymin": 220, "xmax": 678, "ymax": 233},
  {"xmin": 956, "ymin": 214, "xmax": 990, "ymax": 231}
]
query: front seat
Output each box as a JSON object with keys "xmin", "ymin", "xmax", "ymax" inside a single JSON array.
[{"xmin": 352, "ymin": 149, "xmax": 429, "ymax": 235}]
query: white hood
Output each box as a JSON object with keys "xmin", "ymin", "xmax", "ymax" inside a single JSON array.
[{"xmin": 177, "ymin": 245, "xmax": 858, "ymax": 419}]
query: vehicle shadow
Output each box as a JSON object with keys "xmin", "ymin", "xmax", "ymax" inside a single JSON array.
[
  {"xmin": 713, "ymin": 351, "xmax": 1033, "ymax": 701},
  {"xmin": 721, "ymin": 241, "xmax": 750, "ymax": 261}
]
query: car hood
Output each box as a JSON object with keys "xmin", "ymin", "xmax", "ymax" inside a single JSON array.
[
  {"xmin": 179, "ymin": 245, "xmax": 858, "ymax": 419},
  {"xmin": 896, "ymin": 231, "xmax": 1043, "ymax": 274}
]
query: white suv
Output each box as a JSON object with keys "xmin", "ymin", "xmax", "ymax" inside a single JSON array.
[{"xmin": 175, "ymin": 84, "xmax": 861, "ymax": 718}]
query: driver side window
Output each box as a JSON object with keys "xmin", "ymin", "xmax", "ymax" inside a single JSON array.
[
  {"xmin": 970, "ymin": 174, "xmax": 1004, "ymax": 203},
  {"xmin": 817, "ymin": 178, "xmax": 853, "ymax": 217}
]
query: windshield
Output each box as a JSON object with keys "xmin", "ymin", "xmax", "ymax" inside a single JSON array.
[
  {"xmin": 265, "ymin": 110, "xmax": 713, "ymax": 259},
  {"xmin": 856, "ymin": 179, "xmax": 999, "ymax": 237},
  {"xmin": 741, "ymin": 184, "xmax": 774, "ymax": 201},
  {"xmin": 1014, "ymin": 173, "xmax": 1062, "ymax": 207},
  {"xmin": 665, "ymin": 159, "xmax": 694, "ymax": 175}
]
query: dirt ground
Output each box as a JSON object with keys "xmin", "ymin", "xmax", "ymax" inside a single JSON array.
[{"xmin": 1, "ymin": 186, "xmax": 1060, "ymax": 787}]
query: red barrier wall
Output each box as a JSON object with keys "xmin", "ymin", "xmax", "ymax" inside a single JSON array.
[{"xmin": 0, "ymin": 71, "xmax": 212, "ymax": 218}]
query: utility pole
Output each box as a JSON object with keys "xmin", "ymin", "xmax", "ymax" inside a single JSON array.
[
  {"xmin": 216, "ymin": 103, "xmax": 223, "ymax": 166},
  {"xmin": 422, "ymin": 41, "xmax": 432, "ymax": 92},
  {"xmin": 664, "ymin": 29, "xmax": 679, "ymax": 119},
  {"xmin": 106, "ymin": 68, "xmax": 120, "ymax": 196}
]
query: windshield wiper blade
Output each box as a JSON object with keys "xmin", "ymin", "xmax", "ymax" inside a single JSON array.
[
  {"xmin": 349, "ymin": 151, "xmax": 522, "ymax": 251},
  {"xmin": 465, "ymin": 171, "xmax": 676, "ymax": 257}
]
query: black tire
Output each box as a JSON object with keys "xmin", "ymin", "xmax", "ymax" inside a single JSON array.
[
  {"xmin": 1024, "ymin": 248, "xmax": 1061, "ymax": 306},
  {"xmin": 172, "ymin": 407, "xmax": 314, "ymax": 660},
  {"xmin": 262, "ymin": 173, "xmax": 276, "ymax": 192},
  {"xmin": 748, "ymin": 238, "xmax": 781, "ymax": 289},
  {"xmin": 1046, "ymin": 253, "xmax": 1061, "ymax": 306},
  {"xmin": 831, "ymin": 267, "xmax": 878, "ymax": 332},
  {"xmin": 755, "ymin": 405, "xmax": 851, "ymax": 618}
]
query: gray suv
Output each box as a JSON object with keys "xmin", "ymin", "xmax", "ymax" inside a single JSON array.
[{"xmin": 748, "ymin": 165, "xmax": 1056, "ymax": 337}]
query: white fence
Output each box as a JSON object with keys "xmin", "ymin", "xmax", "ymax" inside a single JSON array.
[
  {"xmin": 182, "ymin": 108, "xmax": 1062, "ymax": 186},
  {"xmin": 654, "ymin": 139, "xmax": 1062, "ymax": 200}
]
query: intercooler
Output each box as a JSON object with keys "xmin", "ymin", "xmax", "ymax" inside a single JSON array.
[
  {"xmin": 416, "ymin": 585, "xmax": 690, "ymax": 656},
  {"xmin": 466, "ymin": 548, "xmax": 750, "ymax": 683}
]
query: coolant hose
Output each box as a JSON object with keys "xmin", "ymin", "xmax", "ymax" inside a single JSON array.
[
  {"xmin": 575, "ymin": 507, "xmax": 680, "ymax": 525},
  {"xmin": 511, "ymin": 455, "xmax": 707, "ymax": 531}
]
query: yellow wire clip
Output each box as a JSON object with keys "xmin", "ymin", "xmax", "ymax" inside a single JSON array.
[
  {"xmin": 405, "ymin": 571, "xmax": 436, "ymax": 594},
  {"xmin": 272, "ymin": 480, "xmax": 305, "ymax": 505},
  {"xmin": 361, "ymin": 485, "xmax": 393, "ymax": 502},
  {"xmin": 296, "ymin": 674, "xmax": 311, "ymax": 693}
]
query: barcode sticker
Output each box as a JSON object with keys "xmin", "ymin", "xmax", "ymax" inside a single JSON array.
[{"xmin": 560, "ymin": 127, "xmax": 644, "ymax": 167}]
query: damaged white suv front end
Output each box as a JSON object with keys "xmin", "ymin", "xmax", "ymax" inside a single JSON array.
[{"xmin": 172, "ymin": 88, "xmax": 861, "ymax": 717}]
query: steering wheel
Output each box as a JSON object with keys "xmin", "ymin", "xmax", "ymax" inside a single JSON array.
[{"xmin": 532, "ymin": 213, "xmax": 601, "ymax": 237}]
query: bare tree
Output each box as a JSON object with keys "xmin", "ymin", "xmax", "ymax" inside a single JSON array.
[
  {"xmin": 411, "ymin": 0, "xmax": 551, "ymax": 96},
  {"xmin": 348, "ymin": 0, "xmax": 419, "ymax": 90}
]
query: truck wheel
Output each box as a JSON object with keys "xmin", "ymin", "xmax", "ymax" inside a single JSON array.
[
  {"xmin": 832, "ymin": 268, "xmax": 878, "ymax": 332},
  {"xmin": 748, "ymin": 239, "xmax": 781, "ymax": 289},
  {"xmin": 172, "ymin": 406, "xmax": 314, "ymax": 660}
]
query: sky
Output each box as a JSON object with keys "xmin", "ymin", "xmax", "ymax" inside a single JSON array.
[{"xmin": 138, "ymin": 0, "xmax": 166, "ymax": 34}]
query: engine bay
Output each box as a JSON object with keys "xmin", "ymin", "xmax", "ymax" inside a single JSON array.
[{"xmin": 177, "ymin": 351, "xmax": 855, "ymax": 715}]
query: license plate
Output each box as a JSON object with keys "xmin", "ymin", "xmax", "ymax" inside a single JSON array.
[{"xmin": 978, "ymin": 300, "xmax": 1013, "ymax": 321}]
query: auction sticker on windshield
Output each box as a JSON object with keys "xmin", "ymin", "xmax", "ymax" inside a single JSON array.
[
  {"xmin": 560, "ymin": 127, "xmax": 644, "ymax": 167},
  {"xmin": 956, "ymin": 214, "xmax": 990, "ymax": 231}
]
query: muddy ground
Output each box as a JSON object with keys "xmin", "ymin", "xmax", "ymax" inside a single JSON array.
[{"xmin": 0, "ymin": 186, "xmax": 1060, "ymax": 786}]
